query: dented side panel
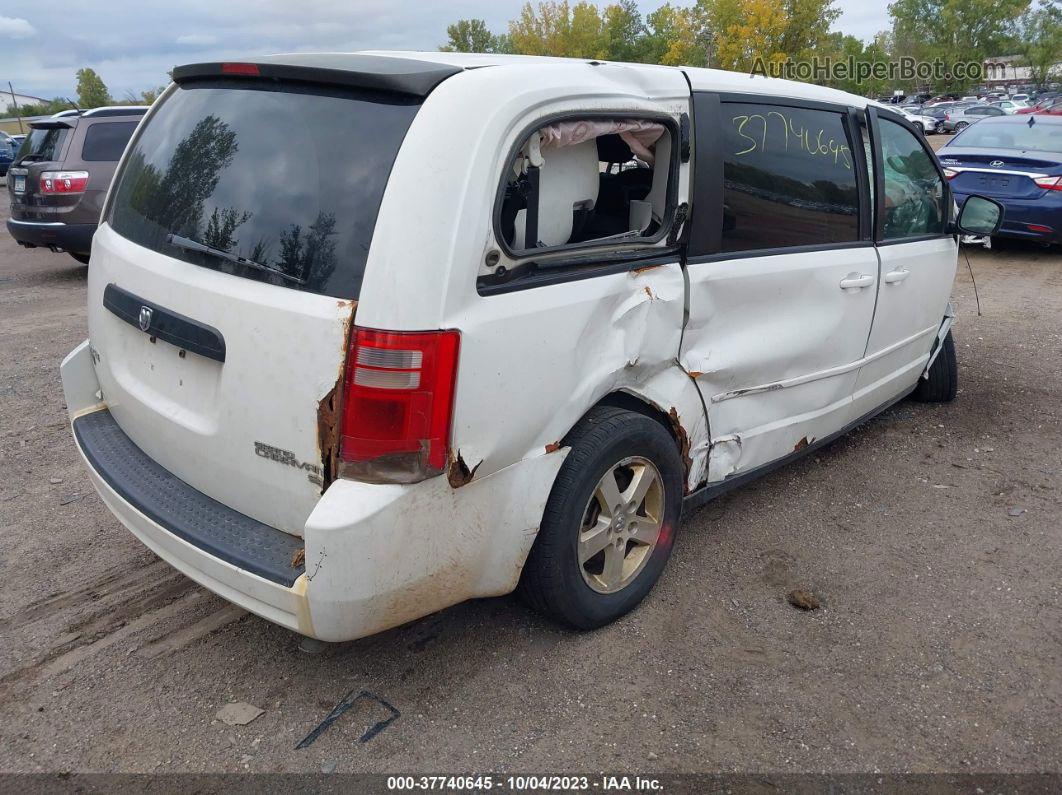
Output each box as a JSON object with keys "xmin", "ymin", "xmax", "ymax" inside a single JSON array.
[{"xmin": 681, "ymin": 246, "xmax": 879, "ymax": 482}]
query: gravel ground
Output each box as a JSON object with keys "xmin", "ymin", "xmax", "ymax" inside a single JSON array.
[{"xmin": 0, "ymin": 153, "xmax": 1059, "ymax": 776}]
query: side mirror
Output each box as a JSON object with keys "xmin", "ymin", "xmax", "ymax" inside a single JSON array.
[{"xmin": 956, "ymin": 195, "xmax": 1004, "ymax": 236}]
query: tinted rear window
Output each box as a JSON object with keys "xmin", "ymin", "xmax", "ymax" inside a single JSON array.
[
  {"xmin": 18, "ymin": 126, "xmax": 69, "ymax": 163},
  {"xmin": 108, "ymin": 80, "xmax": 419, "ymax": 299},
  {"xmin": 82, "ymin": 121, "xmax": 138, "ymax": 161}
]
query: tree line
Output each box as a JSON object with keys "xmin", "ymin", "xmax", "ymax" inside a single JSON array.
[
  {"xmin": 6, "ymin": 67, "xmax": 169, "ymax": 117},
  {"xmin": 441, "ymin": 0, "xmax": 1062, "ymax": 94}
]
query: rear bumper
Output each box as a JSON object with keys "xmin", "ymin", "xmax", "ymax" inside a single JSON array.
[
  {"xmin": 954, "ymin": 191, "xmax": 1062, "ymax": 242},
  {"xmin": 7, "ymin": 218, "xmax": 96, "ymax": 254},
  {"xmin": 61, "ymin": 340, "xmax": 565, "ymax": 642}
]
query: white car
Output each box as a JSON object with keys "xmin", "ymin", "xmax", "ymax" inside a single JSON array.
[
  {"xmin": 990, "ymin": 100, "xmax": 1027, "ymax": 114},
  {"xmin": 61, "ymin": 52, "xmax": 1003, "ymax": 642},
  {"xmin": 899, "ymin": 107, "xmax": 940, "ymax": 133}
]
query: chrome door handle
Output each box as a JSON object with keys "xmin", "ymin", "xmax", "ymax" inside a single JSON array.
[
  {"xmin": 884, "ymin": 268, "xmax": 911, "ymax": 284},
  {"xmin": 839, "ymin": 273, "xmax": 875, "ymax": 290}
]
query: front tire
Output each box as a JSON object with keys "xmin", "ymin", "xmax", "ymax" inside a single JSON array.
[
  {"xmin": 519, "ymin": 406, "xmax": 683, "ymax": 629},
  {"xmin": 913, "ymin": 330, "xmax": 958, "ymax": 402}
]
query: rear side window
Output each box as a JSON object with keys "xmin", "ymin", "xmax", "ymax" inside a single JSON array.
[
  {"xmin": 82, "ymin": 121, "xmax": 138, "ymax": 161},
  {"xmin": 878, "ymin": 118, "xmax": 946, "ymax": 240},
  {"xmin": 721, "ymin": 103, "xmax": 859, "ymax": 252},
  {"xmin": 108, "ymin": 79, "xmax": 419, "ymax": 299},
  {"xmin": 18, "ymin": 126, "xmax": 68, "ymax": 163}
]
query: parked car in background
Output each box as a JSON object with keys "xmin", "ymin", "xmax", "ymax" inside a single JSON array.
[
  {"xmin": 1018, "ymin": 97, "xmax": 1062, "ymax": 114},
  {"xmin": 10, "ymin": 133, "xmax": 27, "ymax": 149},
  {"xmin": 6, "ymin": 106, "xmax": 146, "ymax": 263},
  {"xmin": 990, "ymin": 100, "xmax": 1027, "ymax": 114},
  {"xmin": 940, "ymin": 114, "xmax": 1062, "ymax": 245},
  {"xmin": 942, "ymin": 104, "xmax": 1006, "ymax": 132},
  {"xmin": 1011, "ymin": 93, "xmax": 1030, "ymax": 103},
  {"xmin": 899, "ymin": 107, "xmax": 940, "ymax": 134},
  {"xmin": 0, "ymin": 133, "xmax": 15, "ymax": 177},
  {"xmin": 59, "ymin": 53, "xmax": 1002, "ymax": 642}
]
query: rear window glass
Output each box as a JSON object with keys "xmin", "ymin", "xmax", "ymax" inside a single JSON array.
[
  {"xmin": 82, "ymin": 121, "xmax": 138, "ymax": 161},
  {"xmin": 720, "ymin": 103, "xmax": 860, "ymax": 252},
  {"xmin": 108, "ymin": 79, "xmax": 419, "ymax": 299},
  {"xmin": 18, "ymin": 126, "xmax": 68, "ymax": 163},
  {"xmin": 953, "ymin": 120, "xmax": 1062, "ymax": 151}
]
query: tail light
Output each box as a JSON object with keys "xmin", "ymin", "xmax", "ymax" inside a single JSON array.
[
  {"xmin": 1033, "ymin": 175, "xmax": 1062, "ymax": 191},
  {"xmin": 943, "ymin": 168, "xmax": 959, "ymax": 180},
  {"xmin": 1027, "ymin": 223, "xmax": 1054, "ymax": 233},
  {"xmin": 944, "ymin": 113, "xmax": 951, "ymax": 121},
  {"xmin": 40, "ymin": 171, "xmax": 89, "ymax": 193},
  {"xmin": 338, "ymin": 327, "xmax": 461, "ymax": 484}
]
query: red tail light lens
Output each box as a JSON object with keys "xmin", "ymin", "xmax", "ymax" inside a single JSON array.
[
  {"xmin": 339, "ymin": 327, "xmax": 461, "ymax": 484},
  {"xmin": 943, "ymin": 167, "xmax": 959, "ymax": 180},
  {"xmin": 1033, "ymin": 176, "xmax": 1062, "ymax": 191},
  {"xmin": 40, "ymin": 171, "xmax": 88, "ymax": 193}
]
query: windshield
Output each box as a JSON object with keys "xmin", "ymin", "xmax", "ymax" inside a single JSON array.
[
  {"xmin": 17, "ymin": 126, "xmax": 69, "ymax": 163},
  {"xmin": 108, "ymin": 79, "xmax": 420, "ymax": 299},
  {"xmin": 952, "ymin": 121, "xmax": 1062, "ymax": 152}
]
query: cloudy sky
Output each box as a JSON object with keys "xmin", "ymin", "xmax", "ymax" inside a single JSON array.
[{"xmin": 1, "ymin": 1, "xmax": 889, "ymax": 101}]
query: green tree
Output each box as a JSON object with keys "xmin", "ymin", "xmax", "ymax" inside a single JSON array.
[
  {"xmin": 76, "ymin": 67, "xmax": 111, "ymax": 108},
  {"xmin": 699, "ymin": 0, "xmax": 839, "ymax": 71},
  {"xmin": 440, "ymin": 18, "xmax": 499, "ymax": 52},
  {"xmin": 6, "ymin": 97, "xmax": 71, "ymax": 117},
  {"xmin": 888, "ymin": 0, "xmax": 1030, "ymax": 91},
  {"xmin": 602, "ymin": 0, "xmax": 646, "ymax": 61},
  {"xmin": 1014, "ymin": 0, "xmax": 1062, "ymax": 89}
]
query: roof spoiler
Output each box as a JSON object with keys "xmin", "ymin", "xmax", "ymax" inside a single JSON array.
[
  {"xmin": 173, "ymin": 54, "xmax": 462, "ymax": 99},
  {"xmin": 29, "ymin": 119, "xmax": 75, "ymax": 130}
]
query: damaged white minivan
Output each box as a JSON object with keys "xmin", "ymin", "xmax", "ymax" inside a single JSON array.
[{"xmin": 61, "ymin": 52, "xmax": 1003, "ymax": 641}]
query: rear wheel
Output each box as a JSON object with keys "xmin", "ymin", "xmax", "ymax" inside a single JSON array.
[
  {"xmin": 955, "ymin": 121, "xmax": 969, "ymax": 131},
  {"xmin": 519, "ymin": 406, "xmax": 683, "ymax": 629},
  {"xmin": 913, "ymin": 330, "xmax": 958, "ymax": 402}
]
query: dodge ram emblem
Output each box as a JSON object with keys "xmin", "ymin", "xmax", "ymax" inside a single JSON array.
[{"xmin": 138, "ymin": 306, "xmax": 153, "ymax": 332}]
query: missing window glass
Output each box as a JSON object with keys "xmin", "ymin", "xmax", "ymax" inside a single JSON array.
[{"xmin": 499, "ymin": 117, "xmax": 674, "ymax": 255}]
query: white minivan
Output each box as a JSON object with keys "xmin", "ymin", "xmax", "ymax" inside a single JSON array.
[{"xmin": 61, "ymin": 53, "xmax": 1003, "ymax": 641}]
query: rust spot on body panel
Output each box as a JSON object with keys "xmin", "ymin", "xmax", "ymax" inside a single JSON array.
[
  {"xmin": 545, "ymin": 442, "xmax": 562, "ymax": 453},
  {"xmin": 316, "ymin": 303, "xmax": 356, "ymax": 493},
  {"xmin": 632, "ymin": 263, "xmax": 663, "ymax": 275},
  {"xmin": 447, "ymin": 450, "xmax": 481, "ymax": 488},
  {"xmin": 794, "ymin": 436, "xmax": 809, "ymax": 452},
  {"xmin": 291, "ymin": 548, "xmax": 305, "ymax": 569},
  {"xmin": 667, "ymin": 407, "xmax": 693, "ymax": 492}
]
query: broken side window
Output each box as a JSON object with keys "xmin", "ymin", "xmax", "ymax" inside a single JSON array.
[{"xmin": 500, "ymin": 118, "xmax": 672, "ymax": 254}]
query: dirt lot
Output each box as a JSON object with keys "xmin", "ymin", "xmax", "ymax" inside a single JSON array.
[{"xmin": 0, "ymin": 159, "xmax": 1059, "ymax": 776}]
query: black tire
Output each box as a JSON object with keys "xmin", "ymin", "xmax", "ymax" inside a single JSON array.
[
  {"xmin": 519, "ymin": 406, "xmax": 684, "ymax": 630},
  {"xmin": 955, "ymin": 121, "xmax": 969, "ymax": 131},
  {"xmin": 913, "ymin": 330, "xmax": 958, "ymax": 402},
  {"xmin": 69, "ymin": 252, "xmax": 90, "ymax": 264}
]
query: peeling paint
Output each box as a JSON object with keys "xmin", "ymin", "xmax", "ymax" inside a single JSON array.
[
  {"xmin": 688, "ymin": 371, "xmax": 703, "ymax": 379},
  {"xmin": 447, "ymin": 450, "xmax": 482, "ymax": 488},
  {"xmin": 707, "ymin": 434, "xmax": 743, "ymax": 481},
  {"xmin": 643, "ymin": 286, "xmax": 655, "ymax": 300},
  {"xmin": 631, "ymin": 263, "xmax": 663, "ymax": 275},
  {"xmin": 667, "ymin": 407, "xmax": 693, "ymax": 491},
  {"xmin": 291, "ymin": 547, "xmax": 306, "ymax": 568},
  {"xmin": 316, "ymin": 303, "xmax": 356, "ymax": 494},
  {"xmin": 544, "ymin": 442, "xmax": 562, "ymax": 453},
  {"xmin": 794, "ymin": 436, "xmax": 809, "ymax": 452}
]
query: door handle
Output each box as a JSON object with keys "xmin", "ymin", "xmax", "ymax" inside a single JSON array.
[
  {"xmin": 884, "ymin": 268, "xmax": 911, "ymax": 284},
  {"xmin": 839, "ymin": 273, "xmax": 875, "ymax": 290}
]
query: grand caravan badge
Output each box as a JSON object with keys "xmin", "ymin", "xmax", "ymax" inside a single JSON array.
[{"xmin": 255, "ymin": 441, "xmax": 323, "ymax": 486}]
